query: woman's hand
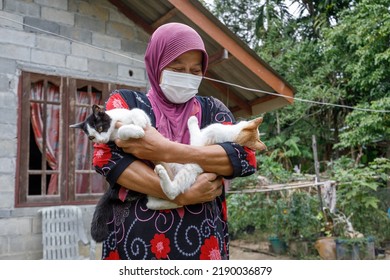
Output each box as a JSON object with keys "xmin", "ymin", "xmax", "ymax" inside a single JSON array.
[
  {"xmin": 173, "ymin": 173, "xmax": 223, "ymax": 205},
  {"xmin": 115, "ymin": 124, "xmax": 172, "ymax": 162}
]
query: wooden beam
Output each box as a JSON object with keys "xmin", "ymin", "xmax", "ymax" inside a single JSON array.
[
  {"xmin": 249, "ymin": 93, "xmax": 278, "ymax": 106},
  {"xmin": 109, "ymin": 0, "xmax": 154, "ymax": 34},
  {"xmin": 151, "ymin": 8, "xmax": 178, "ymax": 29},
  {"xmin": 168, "ymin": 0, "xmax": 294, "ymax": 104},
  {"xmin": 208, "ymin": 48, "xmax": 229, "ymax": 67}
]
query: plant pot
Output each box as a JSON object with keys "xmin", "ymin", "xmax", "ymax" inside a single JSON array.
[
  {"xmin": 288, "ymin": 240, "xmax": 309, "ymax": 256},
  {"xmin": 268, "ymin": 236, "xmax": 287, "ymax": 255},
  {"xmin": 314, "ymin": 236, "xmax": 336, "ymax": 260},
  {"xmin": 335, "ymin": 237, "xmax": 375, "ymax": 260}
]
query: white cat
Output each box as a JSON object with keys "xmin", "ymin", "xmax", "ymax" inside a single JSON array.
[{"xmin": 152, "ymin": 115, "xmax": 266, "ymax": 209}]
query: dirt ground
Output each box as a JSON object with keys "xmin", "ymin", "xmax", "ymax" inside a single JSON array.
[
  {"xmin": 229, "ymin": 240, "xmax": 291, "ymax": 260},
  {"xmin": 229, "ymin": 239, "xmax": 390, "ymax": 260}
]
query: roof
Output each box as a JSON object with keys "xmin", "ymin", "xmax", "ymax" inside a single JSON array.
[{"xmin": 109, "ymin": 0, "xmax": 295, "ymax": 117}]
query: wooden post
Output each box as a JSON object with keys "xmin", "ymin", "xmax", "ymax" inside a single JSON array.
[{"xmin": 312, "ymin": 135, "xmax": 324, "ymax": 211}]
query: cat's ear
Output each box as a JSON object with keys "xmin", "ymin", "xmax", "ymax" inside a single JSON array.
[
  {"xmin": 245, "ymin": 117, "xmax": 263, "ymax": 130},
  {"xmin": 92, "ymin": 104, "xmax": 104, "ymax": 117},
  {"xmin": 251, "ymin": 117, "xmax": 263, "ymax": 128}
]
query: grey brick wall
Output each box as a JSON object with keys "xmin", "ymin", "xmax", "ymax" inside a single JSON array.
[{"xmin": 0, "ymin": 0, "xmax": 149, "ymax": 259}]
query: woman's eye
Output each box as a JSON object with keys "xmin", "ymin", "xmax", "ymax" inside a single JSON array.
[{"xmin": 192, "ymin": 69, "xmax": 202, "ymax": 75}]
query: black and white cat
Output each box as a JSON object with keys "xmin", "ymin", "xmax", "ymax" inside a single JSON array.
[
  {"xmin": 71, "ymin": 105, "xmax": 184, "ymax": 209},
  {"xmin": 70, "ymin": 104, "xmax": 266, "ymax": 241},
  {"xmin": 70, "ymin": 105, "xmax": 151, "ymax": 144}
]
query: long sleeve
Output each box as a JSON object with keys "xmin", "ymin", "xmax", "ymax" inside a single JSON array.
[{"xmin": 198, "ymin": 96, "xmax": 257, "ymax": 179}]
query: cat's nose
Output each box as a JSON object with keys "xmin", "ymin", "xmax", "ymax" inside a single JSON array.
[{"xmin": 89, "ymin": 136, "xmax": 95, "ymax": 141}]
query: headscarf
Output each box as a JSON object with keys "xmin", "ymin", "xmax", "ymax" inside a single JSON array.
[{"xmin": 145, "ymin": 22, "xmax": 208, "ymax": 144}]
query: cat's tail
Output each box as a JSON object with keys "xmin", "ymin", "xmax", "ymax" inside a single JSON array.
[{"xmin": 90, "ymin": 188, "xmax": 114, "ymax": 242}]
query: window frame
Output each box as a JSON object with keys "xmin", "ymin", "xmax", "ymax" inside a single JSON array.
[{"xmin": 16, "ymin": 71, "xmax": 143, "ymax": 207}]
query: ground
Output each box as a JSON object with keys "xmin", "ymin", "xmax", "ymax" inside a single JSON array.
[
  {"xmin": 229, "ymin": 239, "xmax": 390, "ymax": 260},
  {"xmin": 229, "ymin": 240, "xmax": 291, "ymax": 260}
]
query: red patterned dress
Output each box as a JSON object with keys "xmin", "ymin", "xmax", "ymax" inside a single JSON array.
[{"xmin": 93, "ymin": 89, "xmax": 257, "ymax": 260}]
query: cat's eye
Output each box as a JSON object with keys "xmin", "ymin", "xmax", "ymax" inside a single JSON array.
[
  {"xmin": 89, "ymin": 136, "xmax": 95, "ymax": 141},
  {"xmin": 97, "ymin": 127, "xmax": 103, "ymax": 133}
]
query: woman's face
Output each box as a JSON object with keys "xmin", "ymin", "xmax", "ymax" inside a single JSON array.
[{"xmin": 162, "ymin": 50, "xmax": 203, "ymax": 77}]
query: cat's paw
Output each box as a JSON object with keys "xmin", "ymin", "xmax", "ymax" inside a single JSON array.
[
  {"xmin": 118, "ymin": 124, "xmax": 145, "ymax": 140},
  {"xmin": 154, "ymin": 164, "xmax": 177, "ymax": 200},
  {"xmin": 154, "ymin": 164, "xmax": 168, "ymax": 178},
  {"xmin": 187, "ymin": 116, "xmax": 198, "ymax": 128},
  {"xmin": 131, "ymin": 109, "xmax": 151, "ymax": 129}
]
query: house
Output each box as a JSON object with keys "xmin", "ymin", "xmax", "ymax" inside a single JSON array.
[{"xmin": 0, "ymin": 0, "xmax": 294, "ymax": 259}]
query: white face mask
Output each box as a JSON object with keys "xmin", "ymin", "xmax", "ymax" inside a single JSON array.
[{"xmin": 159, "ymin": 70, "xmax": 203, "ymax": 104}]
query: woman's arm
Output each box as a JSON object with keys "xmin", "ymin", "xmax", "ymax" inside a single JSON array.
[
  {"xmin": 114, "ymin": 125, "xmax": 234, "ymax": 176},
  {"xmin": 116, "ymin": 159, "xmax": 223, "ymax": 205}
]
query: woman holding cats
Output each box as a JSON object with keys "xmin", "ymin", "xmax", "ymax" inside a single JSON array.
[{"xmin": 93, "ymin": 22, "xmax": 257, "ymax": 260}]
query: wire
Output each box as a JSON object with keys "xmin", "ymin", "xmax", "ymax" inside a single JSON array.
[
  {"xmin": 203, "ymin": 77, "xmax": 390, "ymax": 113},
  {"xmin": 1, "ymin": 14, "xmax": 389, "ymax": 114}
]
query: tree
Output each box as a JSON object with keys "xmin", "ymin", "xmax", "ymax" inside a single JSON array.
[
  {"xmin": 336, "ymin": 98, "xmax": 390, "ymax": 163},
  {"xmin": 212, "ymin": 0, "xmax": 263, "ymax": 48},
  {"xmin": 206, "ymin": 0, "xmax": 389, "ymax": 168},
  {"xmin": 322, "ymin": 0, "xmax": 390, "ymax": 160}
]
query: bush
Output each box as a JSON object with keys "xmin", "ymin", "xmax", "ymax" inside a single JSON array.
[
  {"xmin": 227, "ymin": 192, "xmax": 275, "ymax": 239},
  {"xmin": 328, "ymin": 157, "xmax": 390, "ymax": 243},
  {"xmin": 271, "ymin": 191, "xmax": 321, "ymax": 242}
]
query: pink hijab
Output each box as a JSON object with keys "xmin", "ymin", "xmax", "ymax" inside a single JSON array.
[{"xmin": 145, "ymin": 23, "xmax": 208, "ymax": 144}]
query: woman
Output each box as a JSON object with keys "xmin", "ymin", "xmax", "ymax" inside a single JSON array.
[{"xmin": 93, "ymin": 23, "xmax": 256, "ymax": 260}]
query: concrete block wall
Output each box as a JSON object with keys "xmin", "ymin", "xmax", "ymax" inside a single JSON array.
[{"xmin": 0, "ymin": 0, "xmax": 149, "ymax": 259}]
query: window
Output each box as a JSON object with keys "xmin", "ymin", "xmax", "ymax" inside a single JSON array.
[{"xmin": 16, "ymin": 72, "xmax": 143, "ymax": 206}]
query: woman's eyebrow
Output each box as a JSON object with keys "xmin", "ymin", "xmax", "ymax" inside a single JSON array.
[{"xmin": 168, "ymin": 58, "xmax": 202, "ymax": 67}]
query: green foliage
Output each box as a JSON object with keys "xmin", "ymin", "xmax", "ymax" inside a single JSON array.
[
  {"xmin": 212, "ymin": 0, "xmax": 264, "ymax": 47},
  {"xmin": 227, "ymin": 193, "xmax": 275, "ymax": 239},
  {"xmin": 271, "ymin": 191, "xmax": 321, "ymax": 241},
  {"xmin": 264, "ymin": 134, "xmax": 312, "ymax": 170},
  {"xmin": 227, "ymin": 190, "xmax": 322, "ymax": 243},
  {"xmin": 336, "ymin": 97, "xmax": 390, "ymax": 151},
  {"xmin": 323, "ymin": 0, "xmax": 390, "ymax": 97},
  {"xmin": 229, "ymin": 173, "xmax": 258, "ymax": 191},
  {"xmin": 208, "ymin": 0, "xmax": 390, "ymax": 163},
  {"xmin": 257, "ymin": 155, "xmax": 292, "ymax": 183},
  {"xmin": 207, "ymin": 0, "xmax": 390, "ymax": 248},
  {"xmin": 328, "ymin": 157, "xmax": 390, "ymax": 242}
]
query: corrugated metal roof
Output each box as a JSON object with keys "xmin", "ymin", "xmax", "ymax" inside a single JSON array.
[{"xmin": 109, "ymin": 0, "xmax": 295, "ymax": 117}]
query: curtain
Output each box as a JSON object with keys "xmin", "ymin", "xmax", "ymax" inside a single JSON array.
[
  {"xmin": 30, "ymin": 82, "xmax": 60, "ymax": 195},
  {"xmin": 30, "ymin": 81, "xmax": 103, "ymax": 195},
  {"xmin": 74, "ymin": 90, "xmax": 102, "ymax": 193}
]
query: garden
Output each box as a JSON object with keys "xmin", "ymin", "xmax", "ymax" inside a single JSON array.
[
  {"xmin": 203, "ymin": 0, "xmax": 390, "ymax": 260},
  {"xmin": 227, "ymin": 156, "xmax": 390, "ymax": 259}
]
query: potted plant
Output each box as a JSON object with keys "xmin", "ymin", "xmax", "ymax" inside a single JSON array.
[
  {"xmin": 332, "ymin": 212, "xmax": 375, "ymax": 260},
  {"xmin": 314, "ymin": 208, "xmax": 337, "ymax": 259}
]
